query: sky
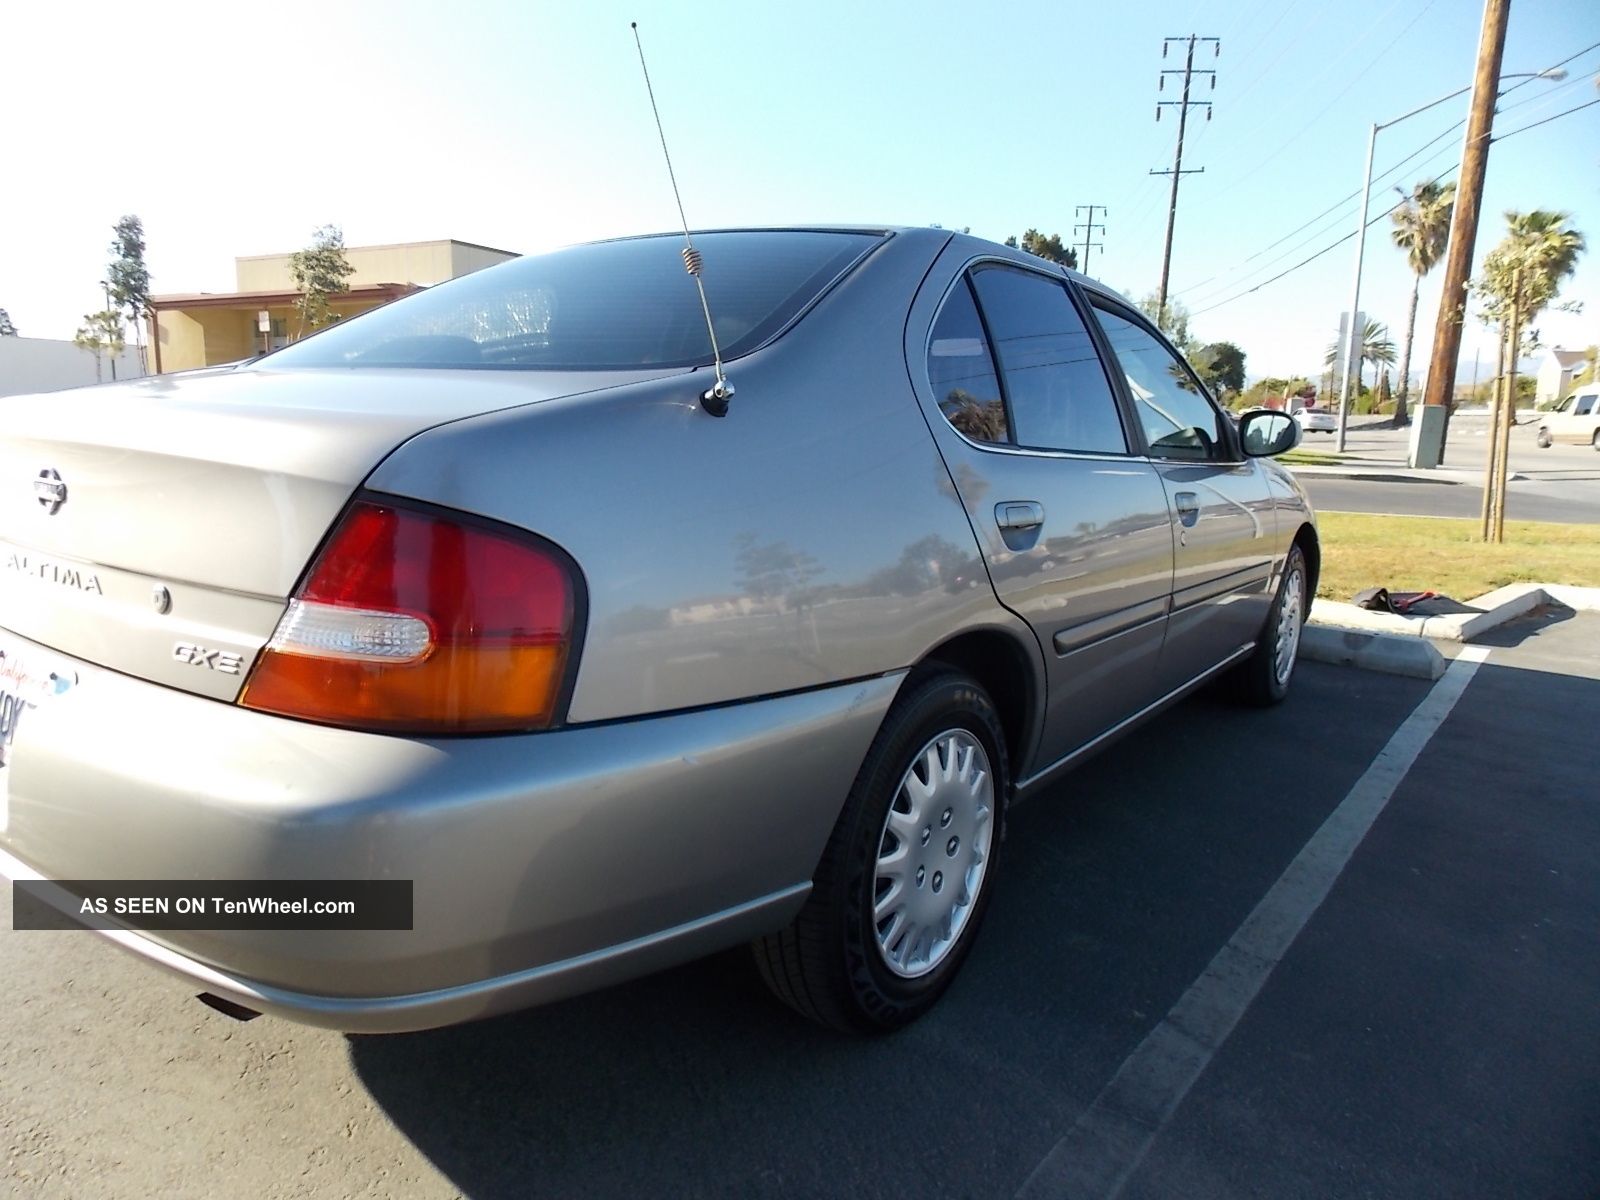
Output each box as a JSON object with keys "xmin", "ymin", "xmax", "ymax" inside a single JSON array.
[{"xmin": 4, "ymin": 0, "xmax": 1597, "ymax": 385}]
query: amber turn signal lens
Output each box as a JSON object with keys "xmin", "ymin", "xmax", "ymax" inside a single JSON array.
[{"xmin": 241, "ymin": 499, "xmax": 576, "ymax": 734}]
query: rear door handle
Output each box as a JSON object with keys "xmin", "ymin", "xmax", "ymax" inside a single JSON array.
[
  {"xmin": 996, "ymin": 501, "xmax": 1044, "ymax": 531},
  {"xmin": 1173, "ymin": 492, "xmax": 1200, "ymax": 527}
]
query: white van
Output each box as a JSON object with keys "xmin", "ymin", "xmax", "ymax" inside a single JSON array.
[{"xmin": 1536, "ymin": 389, "xmax": 1600, "ymax": 449}]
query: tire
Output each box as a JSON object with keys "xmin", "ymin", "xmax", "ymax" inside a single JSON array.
[
  {"xmin": 752, "ymin": 670, "xmax": 1009, "ymax": 1033},
  {"xmin": 1592, "ymin": 431, "xmax": 1599, "ymax": 452},
  {"xmin": 1230, "ymin": 544, "xmax": 1308, "ymax": 707},
  {"xmin": 1536, "ymin": 427, "xmax": 1552, "ymax": 448}
]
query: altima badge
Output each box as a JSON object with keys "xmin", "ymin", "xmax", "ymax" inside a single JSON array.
[{"xmin": 34, "ymin": 469, "xmax": 67, "ymax": 515}]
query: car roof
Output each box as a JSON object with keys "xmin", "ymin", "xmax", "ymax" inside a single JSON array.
[
  {"xmin": 937, "ymin": 230, "xmax": 1131, "ymax": 304},
  {"xmin": 539, "ymin": 227, "xmax": 1130, "ymax": 297}
]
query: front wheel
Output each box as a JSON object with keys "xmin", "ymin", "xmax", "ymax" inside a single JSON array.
[
  {"xmin": 1536, "ymin": 427, "xmax": 1552, "ymax": 448},
  {"xmin": 752, "ymin": 670, "xmax": 1008, "ymax": 1033},
  {"xmin": 1230, "ymin": 544, "xmax": 1307, "ymax": 707}
]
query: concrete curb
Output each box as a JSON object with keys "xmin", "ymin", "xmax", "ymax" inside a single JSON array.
[
  {"xmin": 1300, "ymin": 625, "xmax": 1446, "ymax": 680},
  {"xmin": 1309, "ymin": 583, "xmax": 1600, "ymax": 645},
  {"xmin": 1284, "ymin": 463, "xmax": 1523, "ymax": 484}
]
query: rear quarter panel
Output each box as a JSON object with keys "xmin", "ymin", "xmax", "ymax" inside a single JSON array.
[{"xmin": 367, "ymin": 231, "xmax": 1040, "ymax": 725}]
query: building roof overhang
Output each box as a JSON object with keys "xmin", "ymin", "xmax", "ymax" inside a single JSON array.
[{"xmin": 149, "ymin": 283, "xmax": 420, "ymax": 311}]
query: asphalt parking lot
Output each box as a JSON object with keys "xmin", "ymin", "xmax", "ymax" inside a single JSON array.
[{"xmin": 3, "ymin": 616, "xmax": 1597, "ymax": 1199}]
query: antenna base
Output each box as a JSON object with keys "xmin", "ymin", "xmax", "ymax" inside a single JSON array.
[{"xmin": 701, "ymin": 380, "xmax": 734, "ymax": 418}]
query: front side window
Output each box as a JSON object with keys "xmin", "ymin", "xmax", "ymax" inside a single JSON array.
[
  {"xmin": 262, "ymin": 230, "xmax": 880, "ymax": 371},
  {"xmin": 968, "ymin": 267, "xmax": 1127, "ymax": 455},
  {"xmin": 1575, "ymin": 393, "xmax": 1597, "ymax": 416},
  {"xmin": 1091, "ymin": 302, "xmax": 1224, "ymax": 460}
]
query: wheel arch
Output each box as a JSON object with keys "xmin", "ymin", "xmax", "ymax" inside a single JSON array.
[
  {"xmin": 915, "ymin": 626, "xmax": 1044, "ymax": 788},
  {"xmin": 1292, "ymin": 522, "xmax": 1321, "ymax": 597}
]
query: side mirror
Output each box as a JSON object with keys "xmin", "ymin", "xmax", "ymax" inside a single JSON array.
[{"xmin": 1239, "ymin": 409, "xmax": 1300, "ymax": 458}]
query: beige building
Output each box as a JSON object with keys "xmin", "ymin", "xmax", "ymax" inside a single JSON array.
[{"xmin": 148, "ymin": 239, "xmax": 518, "ymax": 372}]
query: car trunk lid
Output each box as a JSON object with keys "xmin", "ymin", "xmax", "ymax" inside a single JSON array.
[{"xmin": 0, "ymin": 364, "xmax": 674, "ymax": 702}]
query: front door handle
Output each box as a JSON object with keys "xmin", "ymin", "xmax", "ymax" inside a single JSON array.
[
  {"xmin": 1173, "ymin": 492, "xmax": 1200, "ymax": 527},
  {"xmin": 996, "ymin": 501, "xmax": 1045, "ymax": 531}
]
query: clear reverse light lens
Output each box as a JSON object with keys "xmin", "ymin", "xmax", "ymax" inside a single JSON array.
[{"xmin": 267, "ymin": 599, "xmax": 432, "ymax": 662}]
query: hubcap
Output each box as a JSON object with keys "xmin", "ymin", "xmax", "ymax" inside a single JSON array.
[
  {"xmin": 1274, "ymin": 566, "xmax": 1304, "ymax": 686},
  {"xmin": 873, "ymin": 729, "xmax": 994, "ymax": 978}
]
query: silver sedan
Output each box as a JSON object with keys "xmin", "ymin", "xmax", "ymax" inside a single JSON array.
[{"xmin": 0, "ymin": 227, "xmax": 1314, "ymax": 1033}]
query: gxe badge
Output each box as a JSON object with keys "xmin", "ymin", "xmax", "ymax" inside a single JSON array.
[{"xmin": 34, "ymin": 469, "xmax": 67, "ymax": 515}]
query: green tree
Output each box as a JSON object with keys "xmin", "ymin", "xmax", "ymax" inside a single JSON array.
[
  {"xmin": 1239, "ymin": 376, "xmax": 1313, "ymax": 409},
  {"xmin": 1567, "ymin": 344, "xmax": 1599, "ymax": 395},
  {"xmin": 1004, "ymin": 229, "xmax": 1078, "ymax": 270},
  {"xmin": 1476, "ymin": 211, "xmax": 1584, "ymax": 328},
  {"xmin": 1388, "ymin": 179, "xmax": 1455, "ymax": 426},
  {"xmin": 289, "ymin": 225, "xmax": 356, "ymax": 337},
  {"xmin": 0, "ymin": 308, "xmax": 16, "ymax": 336},
  {"xmin": 1191, "ymin": 341, "xmax": 1246, "ymax": 398},
  {"xmin": 1475, "ymin": 210, "xmax": 1585, "ymax": 417},
  {"xmin": 1136, "ymin": 293, "xmax": 1194, "ymax": 351},
  {"xmin": 1323, "ymin": 318, "xmax": 1396, "ymax": 402},
  {"xmin": 106, "ymin": 215, "xmax": 151, "ymax": 370},
  {"xmin": 73, "ymin": 310, "xmax": 126, "ymax": 383}
]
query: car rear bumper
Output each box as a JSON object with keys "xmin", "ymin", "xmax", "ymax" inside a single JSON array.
[{"xmin": 0, "ymin": 630, "xmax": 902, "ymax": 1031}]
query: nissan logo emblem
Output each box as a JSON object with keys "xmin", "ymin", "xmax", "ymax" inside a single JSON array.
[{"xmin": 34, "ymin": 469, "xmax": 67, "ymax": 515}]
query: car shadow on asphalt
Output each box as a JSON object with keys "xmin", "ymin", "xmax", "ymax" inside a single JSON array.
[{"xmin": 342, "ymin": 663, "xmax": 1437, "ymax": 1200}]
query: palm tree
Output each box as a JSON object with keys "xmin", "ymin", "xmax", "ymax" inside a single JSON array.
[
  {"xmin": 1477, "ymin": 210, "xmax": 1585, "ymax": 416},
  {"xmin": 1389, "ymin": 180, "xmax": 1455, "ymax": 426},
  {"xmin": 1474, "ymin": 211, "xmax": 1584, "ymax": 542},
  {"xmin": 1495, "ymin": 210, "xmax": 1584, "ymax": 314},
  {"xmin": 1324, "ymin": 319, "xmax": 1397, "ymax": 410}
]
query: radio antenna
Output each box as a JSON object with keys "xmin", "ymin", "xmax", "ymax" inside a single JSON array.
[{"xmin": 631, "ymin": 21, "xmax": 733, "ymax": 416}]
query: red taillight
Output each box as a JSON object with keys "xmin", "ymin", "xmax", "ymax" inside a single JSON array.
[{"xmin": 240, "ymin": 498, "xmax": 577, "ymax": 733}]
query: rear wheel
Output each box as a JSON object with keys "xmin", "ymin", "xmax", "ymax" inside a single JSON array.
[
  {"xmin": 752, "ymin": 670, "xmax": 1008, "ymax": 1033},
  {"xmin": 1592, "ymin": 430, "xmax": 1599, "ymax": 452},
  {"xmin": 1230, "ymin": 544, "xmax": 1307, "ymax": 707},
  {"xmin": 1536, "ymin": 427, "xmax": 1552, "ymax": 448}
]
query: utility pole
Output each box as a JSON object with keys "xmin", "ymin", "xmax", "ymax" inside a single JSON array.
[
  {"xmin": 1074, "ymin": 205, "xmax": 1105, "ymax": 275},
  {"xmin": 1152, "ymin": 34, "xmax": 1218, "ymax": 327},
  {"xmin": 1420, "ymin": 0, "xmax": 1510, "ymax": 430}
]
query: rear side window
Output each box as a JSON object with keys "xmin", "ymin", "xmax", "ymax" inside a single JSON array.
[
  {"xmin": 927, "ymin": 279, "xmax": 1009, "ymax": 443},
  {"xmin": 262, "ymin": 230, "xmax": 880, "ymax": 371},
  {"xmin": 967, "ymin": 266, "xmax": 1127, "ymax": 454}
]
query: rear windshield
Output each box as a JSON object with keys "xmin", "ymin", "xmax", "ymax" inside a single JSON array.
[{"xmin": 262, "ymin": 230, "xmax": 881, "ymax": 371}]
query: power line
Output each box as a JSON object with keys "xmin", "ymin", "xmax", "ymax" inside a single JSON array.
[
  {"xmin": 1495, "ymin": 39, "xmax": 1600, "ymax": 98},
  {"xmin": 1493, "ymin": 94, "xmax": 1600, "ymax": 141},
  {"xmin": 1203, "ymin": 0, "xmax": 1437, "ymax": 207},
  {"xmin": 1187, "ymin": 83, "xmax": 1598, "ymax": 320},
  {"xmin": 1173, "ymin": 46, "xmax": 1600, "ymax": 305},
  {"xmin": 1176, "ymin": 40, "xmax": 1600, "ymax": 324},
  {"xmin": 1177, "ymin": 115, "xmax": 1465, "ymax": 303},
  {"xmin": 1190, "ymin": 161, "xmax": 1459, "ymax": 317},
  {"xmin": 1496, "ymin": 68, "xmax": 1593, "ymax": 115}
]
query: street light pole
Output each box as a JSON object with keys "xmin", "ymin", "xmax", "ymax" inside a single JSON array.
[
  {"xmin": 1331, "ymin": 64, "xmax": 1566, "ymax": 456},
  {"xmin": 1336, "ymin": 121, "xmax": 1379, "ymax": 453}
]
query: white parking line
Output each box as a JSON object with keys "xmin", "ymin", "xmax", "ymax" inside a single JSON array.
[{"xmin": 1015, "ymin": 645, "xmax": 1492, "ymax": 1200}]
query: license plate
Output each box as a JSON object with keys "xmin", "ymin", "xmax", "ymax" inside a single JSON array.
[{"xmin": 0, "ymin": 634, "xmax": 78, "ymax": 834}]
